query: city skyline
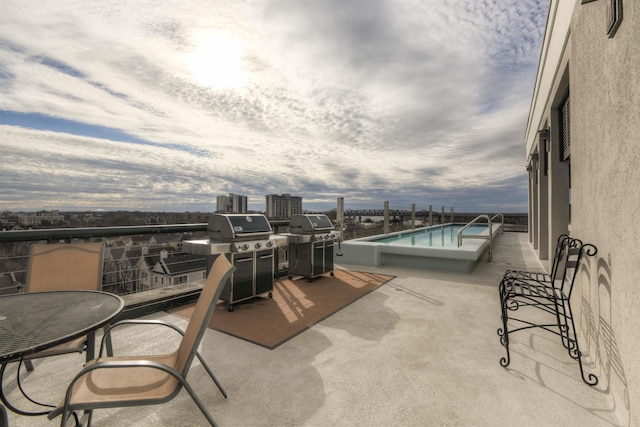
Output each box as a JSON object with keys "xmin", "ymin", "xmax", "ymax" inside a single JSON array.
[{"xmin": 0, "ymin": 1, "xmax": 549, "ymax": 213}]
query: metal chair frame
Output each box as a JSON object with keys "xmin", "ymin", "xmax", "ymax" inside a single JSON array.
[{"xmin": 497, "ymin": 236, "xmax": 598, "ymax": 386}]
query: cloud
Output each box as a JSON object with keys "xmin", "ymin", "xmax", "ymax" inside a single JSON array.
[{"xmin": 0, "ymin": 0, "xmax": 548, "ymax": 213}]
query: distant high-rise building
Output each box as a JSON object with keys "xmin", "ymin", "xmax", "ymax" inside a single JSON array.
[
  {"xmin": 216, "ymin": 193, "xmax": 248, "ymax": 213},
  {"xmin": 265, "ymin": 194, "xmax": 302, "ymax": 219}
]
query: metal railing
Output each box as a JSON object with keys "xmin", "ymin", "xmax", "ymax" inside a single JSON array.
[
  {"xmin": 0, "ymin": 224, "xmax": 209, "ymax": 243},
  {"xmin": 457, "ymin": 215, "xmax": 494, "ymax": 262},
  {"xmin": 491, "ymin": 214, "xmax": 504, "ymax": 232}
]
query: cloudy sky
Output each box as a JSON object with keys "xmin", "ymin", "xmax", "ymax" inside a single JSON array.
[{"xmin": 0, "ymin": 0, "xmax": 549, "ymax": 213}]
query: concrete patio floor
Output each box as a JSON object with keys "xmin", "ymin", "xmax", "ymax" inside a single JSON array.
[{"xmin": 3, "ymin": 232, "xmax": 619, "ymax": 426}]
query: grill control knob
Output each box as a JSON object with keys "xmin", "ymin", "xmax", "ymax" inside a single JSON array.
[
  {"xmin": 266, "ymin": 241, "xmax": 274, "ymax": 247},
  {"xmin": 254, "ymin": 242, "xmax": 262, "ymax": 249},
  {"xmin": 241, "ymin": 243, "xmax": 249, "ymax": 251}
]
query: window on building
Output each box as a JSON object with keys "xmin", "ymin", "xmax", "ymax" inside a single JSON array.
[
  {"xmin": 560, "ymin": 94, "xmax": 571, "ymax": 161},
  {"xmin": 174, "ymin": 275, "xmax": 188, "ymax": 285},
  {"xmin": 568, "ymin": 163, "xmax": 572, "ymax": 227}
]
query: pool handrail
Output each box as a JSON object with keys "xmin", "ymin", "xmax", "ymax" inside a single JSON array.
[
  {"xmin": 457, "ymin": 215, "xmax": 493, "ymax": 262},
  {"xmin": 491, "ymin": 214, "xmax": 504, "ymax": 233}
]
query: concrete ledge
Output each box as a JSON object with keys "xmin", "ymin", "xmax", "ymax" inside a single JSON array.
[{"xmin": 119, "ymin": 281, "xmax": 204, "ymax": 319}]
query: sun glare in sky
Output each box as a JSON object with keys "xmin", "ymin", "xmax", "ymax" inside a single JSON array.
[{"xmin": 184, "ymin": 29, "xmax": 246, "ymax": 90}]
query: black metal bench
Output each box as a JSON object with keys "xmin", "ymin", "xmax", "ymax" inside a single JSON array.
[{"xmin": 497, "ymin": 235, "xmax": 598, "ymax": 386}]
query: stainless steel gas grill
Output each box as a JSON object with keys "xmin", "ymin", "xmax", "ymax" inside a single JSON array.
[
  {"xmin": 287, "ymin": 214, "xmax": 339, "ymax": 280},
  {"xmin": 182, "ymin": 214, "xmax": 287, "ymax": 311}
]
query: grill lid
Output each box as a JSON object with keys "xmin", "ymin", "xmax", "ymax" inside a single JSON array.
[
  {"xmin": 289, "ymin": 214, "xmax": 334, "ymax": 235},
  {"xmin": 208, "ymin": 214, "xmax": 273, "ymax": 242}
]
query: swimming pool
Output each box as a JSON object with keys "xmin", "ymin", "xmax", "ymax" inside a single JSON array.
[{"xmin": 337, "ymin": 223, "xmax": 501, "ymax": 273}]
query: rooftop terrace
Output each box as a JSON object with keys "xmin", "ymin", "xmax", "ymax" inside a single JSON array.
[{"xmin": 3, "ymin": 232, "xmax": 618, "ymax": 426}]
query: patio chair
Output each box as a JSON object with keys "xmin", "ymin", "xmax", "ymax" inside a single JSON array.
[
  {"xmin": 48, "ymin": 254, "xmax": 235, "ymax": 427},
  {"xmin": 23, "ymin": 242, "xmax": 108, "ymax": 366},
  {"xmin": 0, "ymin": 242, "xmax": 109, "ymax": 416},
  {"xmin": 497, "ymin": 236, "xmax": 598, "ymax": 386}
]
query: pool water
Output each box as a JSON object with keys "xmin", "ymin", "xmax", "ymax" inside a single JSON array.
[{"xmin": 371, "ymin": 225, "xmax": 488, "ymax": 248}]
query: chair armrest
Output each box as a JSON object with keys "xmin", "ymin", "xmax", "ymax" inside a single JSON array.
[
  {"xmin": 81, "ymin": 358, "xmax": 181, "ymax": 375},
  {"xmin": 99, "ymin": 319, "xmax": 186, "ymax": 356}
]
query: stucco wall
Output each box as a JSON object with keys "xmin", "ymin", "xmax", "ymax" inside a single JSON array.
[{"xmin": 570, "ymin": 1, "xmax": 640, "ymax": 425}]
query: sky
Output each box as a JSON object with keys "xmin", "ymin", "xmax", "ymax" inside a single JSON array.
[{"xmin": 0, "ymin": 0, "xmax": 550, "ymax": 214}]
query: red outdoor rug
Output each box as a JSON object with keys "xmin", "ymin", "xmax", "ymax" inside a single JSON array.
[{"xmin": 170, "ymin": 269, "xmax": 394, "ymax": 349}]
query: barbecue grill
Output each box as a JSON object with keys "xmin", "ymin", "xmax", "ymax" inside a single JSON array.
[
  {"xmin": 182, "ymin": 214, "xmax": 287, "ymax": 311},
  {"xmin": 287, "ymin": 214, "xmax": 338, "ymax": 280}
]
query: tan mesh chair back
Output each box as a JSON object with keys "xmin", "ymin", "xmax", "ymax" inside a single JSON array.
[
  {"xmin": 26, "ymin": 242, "xmax": 104, "ymax": 292},
  {"xmin": 175, "ymin": 254, "xmax": 233, "ymax": 376}
]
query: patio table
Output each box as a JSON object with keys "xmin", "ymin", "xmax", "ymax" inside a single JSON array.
[{"xmin": 0, "ymin": 290, "xmax": 124, "ymax": 420}]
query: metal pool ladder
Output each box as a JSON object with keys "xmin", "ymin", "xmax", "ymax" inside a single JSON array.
[{"xmin": 457, "ymin": 214, "xmax": 497, "ymax": 261}]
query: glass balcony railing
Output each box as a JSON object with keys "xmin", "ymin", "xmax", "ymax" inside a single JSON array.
[
  {"xmin": 0, "ymin": 224, "xmax": 202, "ymax": 294},
  {"xmin": 0, "ymin": 223, "xmax": 296, "ymax": 314}
]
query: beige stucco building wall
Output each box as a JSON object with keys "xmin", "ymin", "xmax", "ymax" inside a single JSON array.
[{"xmin": 525, "ymin": 1, "xmax": 639, "ymax": 425}]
